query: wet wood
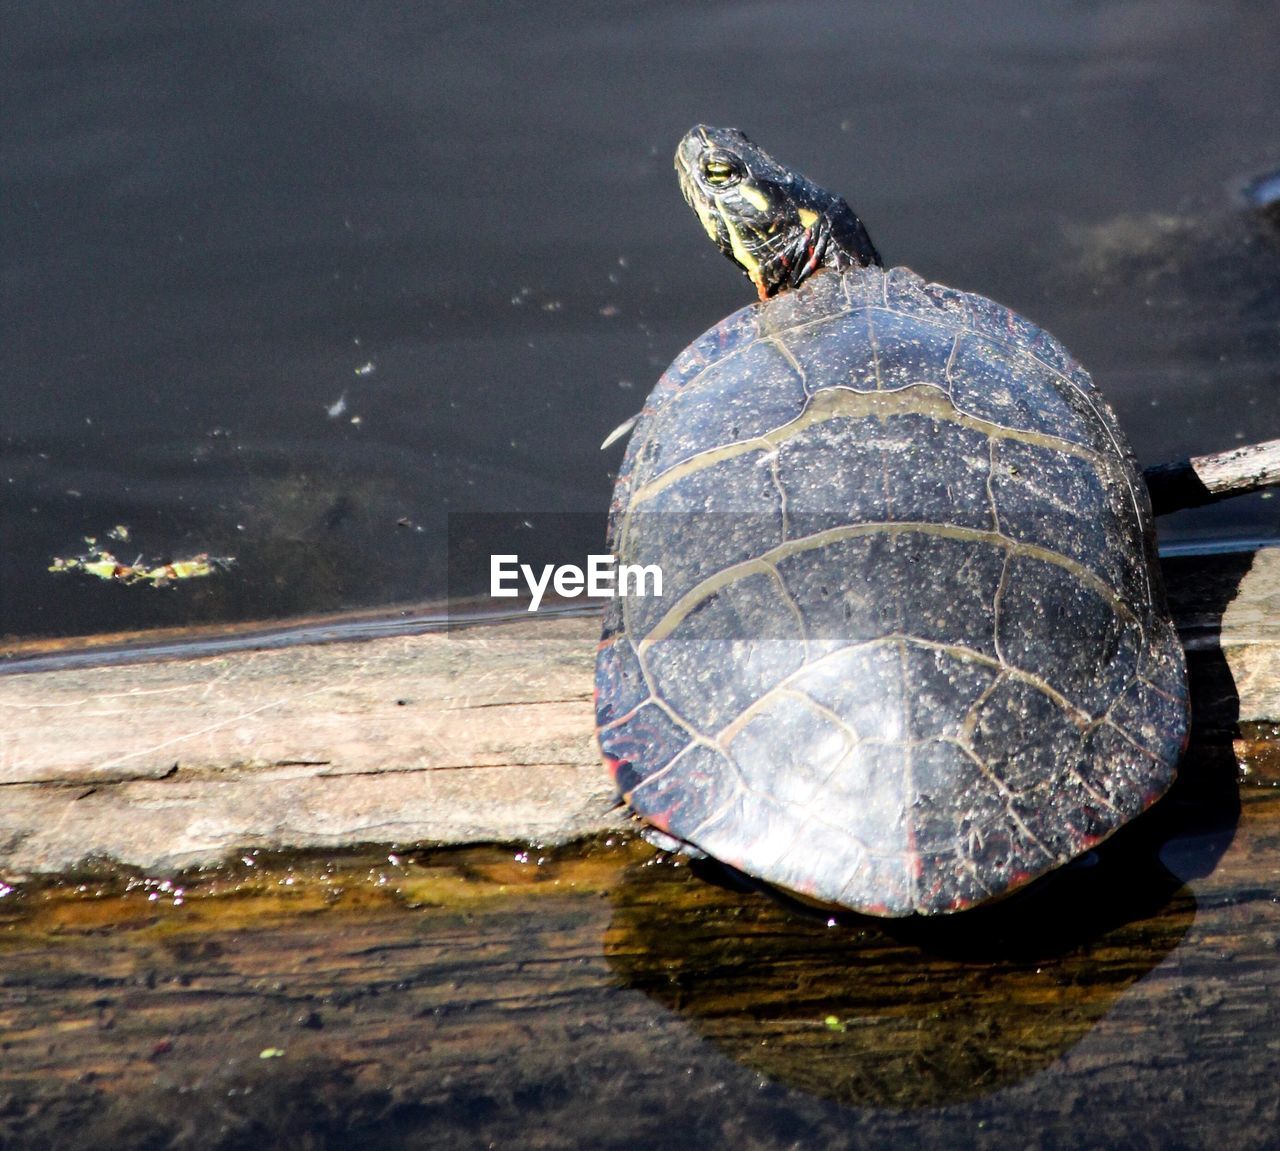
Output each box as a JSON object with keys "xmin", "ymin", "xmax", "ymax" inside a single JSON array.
[
  {"xmin": 0, "ymin": 763, "xmax": 1277, "ymax": 1149},
  {"xmin": 0, "ymin": 548, "xmax": 1277, "ymax": 876},
  {"xmin": 1145, "ymin": 436, "xmax": 1280, "ymax": 512}
]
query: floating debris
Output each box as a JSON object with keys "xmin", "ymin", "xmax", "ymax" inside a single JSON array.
[
  {"xmin": 49, "ymin": 535, "xmax": 234, "ymax": 587},
  {"xmin": 326, "ymin": 392, "xmax": 349, "ymax": 419}
]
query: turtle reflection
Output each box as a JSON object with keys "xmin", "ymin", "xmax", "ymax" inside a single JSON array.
[{"xmin": 604, "ymin": 825, "xmax": 1193, "ymax": 1110}]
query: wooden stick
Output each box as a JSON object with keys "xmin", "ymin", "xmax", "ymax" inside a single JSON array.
[{"xmin": 1145, "ymin": 437, "xmax": 1280, "ymax": 515}]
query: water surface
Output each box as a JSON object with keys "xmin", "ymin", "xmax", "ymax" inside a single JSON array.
[{"xmin": 5, "ymin": 3, "xmax": 1280, "ymax": 641}]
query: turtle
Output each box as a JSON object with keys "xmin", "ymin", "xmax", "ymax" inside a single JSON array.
[{"xmin": 595, "ymin": 125, "xmax": 1189, "ymax": 917}]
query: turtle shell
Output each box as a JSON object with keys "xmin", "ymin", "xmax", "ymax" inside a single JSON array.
[{"xmin": 595, "ymin": 264, "xmax": 1188, "ymax": 917}]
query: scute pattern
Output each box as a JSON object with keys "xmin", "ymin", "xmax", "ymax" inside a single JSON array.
[{"xmin": 596, "ymin": 265, "xmax": 1188, "ymax": 916}]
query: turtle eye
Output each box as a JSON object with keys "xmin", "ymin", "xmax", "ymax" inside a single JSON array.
[{"xmin": 702, "ymin": 157, "xmax": 741, "ymax": 187}]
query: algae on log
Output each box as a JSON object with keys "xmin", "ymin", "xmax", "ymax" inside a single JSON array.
[{"xmin": 0, "ymin": 548, "xmax": 1278, "ymax": 875}]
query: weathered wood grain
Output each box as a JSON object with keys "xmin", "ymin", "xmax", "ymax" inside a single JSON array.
[
  {"xmin": 0, "ymin": 616, "xmax": 613, "ymax": 874},
  {"xmin": 0, "ymin": 549, "xmax": 1277, "ymax": 875}
]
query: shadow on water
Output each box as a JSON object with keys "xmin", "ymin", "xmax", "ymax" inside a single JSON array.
[
  {"xmin": 604, "ymin": 839, "xmax": 1196, "ymax": 1110},
  {"xmin": 601, "ymin": 547, "xmax": 1254, "ymax": 1111}
]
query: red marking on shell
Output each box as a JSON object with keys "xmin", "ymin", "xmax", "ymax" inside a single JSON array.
[
  {"xmin": 1140, "ymin": 784, "xmax": 1171, "ymax": 810},
  {"xmin": 597, "ymin": 701, "xmax": 645, "ymax": 733},
  {"xmin": 644, "ymin": 808, "xmax": 673, "ymax": 834},
  {"xmin": 783, "ymin": 870, "xmax": 817, "ymax": 899}
]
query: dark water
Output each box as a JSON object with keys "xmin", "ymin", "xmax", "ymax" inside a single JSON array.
[{"xmin": 5, "ymin": 2, "xmax": 1280, "ymax": 642}]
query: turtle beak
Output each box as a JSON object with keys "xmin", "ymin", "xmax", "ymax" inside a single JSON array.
[
  {"xmin": 675, "ymin": 159, "xmax": 695, "ymax": 210},
  {"xmin": 674, "ymin": 133, "xmax": 701, "ymax": 196}
]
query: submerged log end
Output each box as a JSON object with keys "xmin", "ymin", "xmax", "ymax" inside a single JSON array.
[{"xmin": 1146, "ymin": 437, "xmax": 1280, "ymax": 515}]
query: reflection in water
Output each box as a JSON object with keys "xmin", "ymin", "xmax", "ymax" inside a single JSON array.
[
  {"xmin": 605, "ymin": 822, "xmax": 1196, "ymax": 1109},
  {"xmin": 0, "ymin": 775, "xmax": 1273, "ymax": 1151},
  {"xmin": 597, "ymin": 538, "xmax": 1247, "ymax": 1110}
]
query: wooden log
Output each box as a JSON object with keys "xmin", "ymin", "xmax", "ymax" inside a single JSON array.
[
  {"xmin": 0, "ymin": 616, "xmax": 615, "ymax": 875},
  {"xmin": 1145, "ymin": 436, "xmax": 1280, "ymax": 513},
  {"xmin": 0, "ymin": 549, "xmax": 1277, "ymax": 876}
]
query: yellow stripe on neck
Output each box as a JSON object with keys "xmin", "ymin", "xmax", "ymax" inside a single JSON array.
[
  {"xmin": 739, "ymin": 184, "xmax": 770, "ymax": 212},
  {"xmin": 693, "ymin": 199, "xmax": 721, "ymax": 243},
  {"xmin": 723, "ymin": 217, "xmax": 766, "ymax": 296}
]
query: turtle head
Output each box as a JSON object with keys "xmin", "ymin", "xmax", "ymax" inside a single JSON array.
[{"xmin": 676, "ymin": 125, "xmax": 881, "ymax": 301}]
